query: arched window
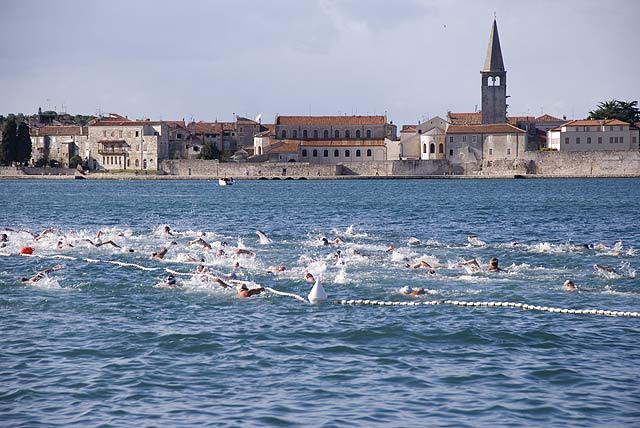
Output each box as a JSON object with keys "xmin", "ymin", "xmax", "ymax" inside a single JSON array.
[
  {"xmin": 438, "ymin": 143, "xmax": 444, "ymax": 154},
  {"xmin": 334, "ymin": 149, "xmax": 339, "ymax": 157},
  {"xmin": 430, "ymin": 143, "xmax": 435, "ymax": 153},
  {"xmin": 282, "ymin": 130, "xmax": 287, "ymax": 139},
  {"xmin": 324, "ymin": 130, "xmax": 329, "ymax": 138},
  {"xmin": 345, "ymin": 130, "xmax": 350, "ymax": 138},
  {"xmin": 334, "ymin": 130, "xmax": 339, "ymax": 138},
  {"xmin": 312, "ymin": 149, "xmax": 318, "ymax": 157},
  {"xmin": 345, "ymin": 149, "xmax": 350, "ymax": 157},
  {"xmin": 356, "ymin": 130, "xmax": 361, "ymax": 138},
  {"xmin": 366, "ymin": 149, "xmax": 372, "ymax": 157},
  {"xmin": 302, "ymin": 149, "xmax": 308, "ymax": 157},
  {"xmin": 494, "ymin": 76, "xmax": 500, "ymax": 86},
  {"xmin": 293, "ymin": 130, "xmax": 298, "ymax": 138},
  {"xmin": 487, "ymin": 76, "xmax": 494, "ymax": 86},
  {"xmin": 303, "ymin": 130, "xmax": 308, "ymax": 138},
  {"xmin": 366, "ymin": 130, "xmax": 371, "ymax": 138},
  {"xmin": 356, "ymin": 149, "xmax": 361, "ymax": 157},
  {"xmin": 258, "ymin": 147, "xmax": 262, "ymax": 155},
  {"xmin": 313, "ymin": 130, "xmax": 318, "ymax": 139},
  {"xmin": 323, "ymin": 150, "xmax": 329, "ymax": 157},
  {"xmin": 135, "ymin": 159, "xmax": 139, "ymax": 167},
  {"xmin": 423, "ymin": 144, "xmax": 427, "ymax": 153}
]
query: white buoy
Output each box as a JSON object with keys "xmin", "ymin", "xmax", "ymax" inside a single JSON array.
[{"xmin": 308, "ymin": 277, "xmax": 327, "ymax": 304}]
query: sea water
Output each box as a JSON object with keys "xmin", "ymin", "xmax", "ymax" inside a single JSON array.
[{"xmin": 1, "ymin": 178, "xmax": 639, "ymax": 427}]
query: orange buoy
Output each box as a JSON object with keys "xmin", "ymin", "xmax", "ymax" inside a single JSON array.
[{"xmin": 19, "ymin": 246, "xmax": 34, "ymax": 255}]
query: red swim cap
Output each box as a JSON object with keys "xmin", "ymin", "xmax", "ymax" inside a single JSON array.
[{"xmin": 19, "ymin": 247, "xmax": 34, "ymax": 255}]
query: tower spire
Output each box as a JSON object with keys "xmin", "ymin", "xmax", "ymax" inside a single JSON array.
[{"xmin": 483, "ymin": 19, "xmax": 504, "ymax": 72}]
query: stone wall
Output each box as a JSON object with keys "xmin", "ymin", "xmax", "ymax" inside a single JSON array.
[
  {"xmin": 159, "ymin": 160, "xmax": 341, "ymax": 178},
  {"xmin": 0, "ymin": 166, "xmax": 76, "ymax": 176},
  {"xmin": 522, "ymin": 150, "xmax": 640, "ymax": 176}
]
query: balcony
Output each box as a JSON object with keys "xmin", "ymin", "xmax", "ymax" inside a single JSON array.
[{"xmin": 98, "ymin": 140, "xmax": 129, "ymax": 154}]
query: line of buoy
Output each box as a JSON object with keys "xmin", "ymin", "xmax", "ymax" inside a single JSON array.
[
  {"xmin": 264, "ymin": 287, "xmax": 308, "ymax": 303},
  {"xmin": 336, "ymin": 299, "xmax": 640, "ymax": 317}
]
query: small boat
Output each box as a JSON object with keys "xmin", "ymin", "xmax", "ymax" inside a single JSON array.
[{"xmin": 218, "ymin": 177, "xmax": 235, "ymax": 186}]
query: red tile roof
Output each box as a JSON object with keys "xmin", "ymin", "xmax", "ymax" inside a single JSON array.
[
  {"xmin": 507, "ymin": 116, "xmax": 535, "ymax": 124},
  {"xmin": 447, "ymin": 124, "xmax": 526, "ymax": 134},
  {"xmin": 401, "ymin": 125, "xmax": 417, "ymax": 133},
  {"xmin": 266, "ymin": 140, "xmax": 301, "ymax": 154},
  {"xmin": 191, "ymin": 122, "xmax": 223, "ymax": 134},
  {"xmin": 91, "ymin": 119, "xmax": 162, "ymax": 127},
  {"xmin": 535, "ymin": 114, "xmax": 563, "ymax": 122},
  {"xmin": 448, "ymin": 112, "xmax": 482, "ymax": 125},
  {"xmin": 30, "ymin": 125, "xmax": 86, "ymax": 136},
  {"xmin": 550, "ymin": 119, "xmax": 631, "ymax": 131},
  {"xmin": 276, "ymin": 115, "xmax": 386, "ymax": 126}
]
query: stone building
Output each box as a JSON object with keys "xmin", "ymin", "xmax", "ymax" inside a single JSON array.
[
  {"xmin": 481, "ymin": 19, "xmax": 507, "ymax": 124},
  {"xmin": 87, "ymin": 117, "xmax": 169, "ymax": 171},
  {"xmin": 274, "ymin": 115, "xmax": 397, "ymax": 141},
  {"xmin": 547, "ymin": 119, "xmax": 639, "ymax": 152},
  {"xmin": 30, "ymin": 125, "xmax": 88, "ymax": 167}
]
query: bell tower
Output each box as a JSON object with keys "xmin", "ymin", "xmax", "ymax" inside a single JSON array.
[{"xmin": 481, "ymin": 19, "xmax": 507, "ymax": 124}]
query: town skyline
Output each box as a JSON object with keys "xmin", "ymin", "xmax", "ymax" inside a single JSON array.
[{"xmin": 1, "ymin": 0, "xmax": 638, "ymax": 126}]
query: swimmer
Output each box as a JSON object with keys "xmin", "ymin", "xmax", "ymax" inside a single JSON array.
[
  {"xmin": 56, "ymin": 240, "xmax": 74, "ymax": 249},
  {"xmin": 210, "ymin": 277, "xmax": 231, "ymax": 288},
  {"xmin": 0, "ymin": 233, "xmax": 7, "ymax": 248},
  {"xmin": 460, "ymin": 258, "xmax": 481, "ymax": 273},
  {"xmin": 487, "ymin": 257, "xmax": 504, "ymax": 272},
  {"xmin": 83, "ymin": 239, "xmax": 121, "ymax": 248},
  {"xmin": 235, "ymin": 248, "xmax": 255, "ymax": 257},
  {"xmin": 385, "ymin": 246, "xmax": 397, "ymax": 252},
  {"xmin": 195, "ymin": 264, "xmax": 209, "ymax": 273},
  {"xmin": 267, "ymin": 265, "xmax": 286, "ymax": 273},
  {"xmin": 256, "ymin": 230, "xmax": 271, "ymax": 244},
  {"xmin": 407, "ymin": 260, "xmax": 435, "ymax": 272},
  {"xmin": 34, "ymin": 228, "xmax": 64, "ymax": 241},
  {"xmin": 237, "ymin": 284, "xmax": 265, "ymax": 298},
  {"xmin": 151, "ymin": 241, "xmax": 177, "ymax": 259},
  {"xmin": 304, "ymin": 272, "xmax": 315, "ymax": 282},
  {"xmin": 467, "ymin": 235, "xmax": 485, "ymax": 246},
  {"xmin": 159, "ymin": 275, "xmax": 180, "ymax": 288},
  {"xmin": 187, "ymin": 256, "xmax": 206, "ymax": 263},
  {"xmin": 563, "ymin": 280, "xmax": 577, "ymax": 292},
  {"xmin": 163, "ymin": 226, "xmax": 174, "ymax": 236},
  {"xmin": 321, "ymin": 237, "xmax": 344, "ymax": 245},
  {"xmin": 593, "ymin": 264, "xmax": 618, "ymax": 274},
  {"xmin": 189, "ymin": 238, "xmax": 212, "ymax": 250},
  {"xmin": 348, "ymin": 248, "xmax": 368, "ymax": 257},
  {"xmin": 400, "ymin": 286, "xmax": 425, "ymax": 296},
  {"xmin": 20, "ymin": 264, "xmax": 62, "ymax": 283}
]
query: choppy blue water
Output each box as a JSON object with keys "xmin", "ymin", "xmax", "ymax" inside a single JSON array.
[{"xmin": 1, "ymin": 178, "xmax": 639, "ymax": 427}]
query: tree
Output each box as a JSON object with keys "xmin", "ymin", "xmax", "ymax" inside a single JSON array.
[
  {"xmin": 16, "ymin": 122, "xmax": 32, "ymax": 165},
  {"xmin": 198, "ymin": 141, "xmax": 220, "ymax": 160},
  {"xmin": 0, "ymin": 116, "xmax": 18, "ymax": 165},
  {"xmin": 588, "ymin": 100, "xmax": 640, "ymax": 123}
]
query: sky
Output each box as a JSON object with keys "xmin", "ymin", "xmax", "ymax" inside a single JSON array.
[{"xmin": 1, "ymin": 0, "xmax": 638, "ymax": 126}]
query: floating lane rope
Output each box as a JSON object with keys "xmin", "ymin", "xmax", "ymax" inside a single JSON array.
[
  {"xmin": 264, "ymin": 287, "xmax": 308, "ymax": 303},
  {"xmin": 336, "ymin": 299, "xmax": 640, "ymax": 318}
]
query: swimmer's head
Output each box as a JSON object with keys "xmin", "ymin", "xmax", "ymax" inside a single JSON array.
[
  {"xmin": 400, "ymin": 286, "xmax": 412, "ymax": 294},
  {"xmin": 489, "ymin": 257, "xmax": 499, "ymax": 267},
  {"xmin": 163, "ymin": 226, "xmax": 171, "ymax": 233},
  {"xmin": 563, "ymin": 280, "xmax": 576, "ymax": 291},
  {"xmin": 321, "ymin": 237, "xmax": 329, "ymax": 245},
  {"xmin": 0, "ymin": 233, "xmax": 8, "ymax": 242},
  {"xmin": 278, "ymin": 265, "xmax": 286, "ymax": 272},
  {"xmin": 237, "ymin": 284, "xmax": 248, "ymax": 292},
  {"xmin": 166, "ymin": 275, "xmax": 176, "ymax": 285}
]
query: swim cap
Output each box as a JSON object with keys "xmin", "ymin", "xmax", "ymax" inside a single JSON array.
[
  {"xmin": 166, "ymin": 275, "xmax": 176, "ymax": 285},
  {"xmin": 278, "ymin": 265, "xmax": 286, "ymax": 271},
  {"xmin": 400, "ymin": 286, "xmax": 412, "ymax": 294},
  {"xmin": 19, "ymin": 247, "xmax": 34, "ymax": 255}
]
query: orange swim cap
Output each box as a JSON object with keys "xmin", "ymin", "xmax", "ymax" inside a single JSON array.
[{"xmin": 19, "ymin": 247, "xmax": 34, "ymax": 255}]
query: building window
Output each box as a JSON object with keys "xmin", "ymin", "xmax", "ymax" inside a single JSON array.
[
  {"xmin": 293, "ymin": 130, "xmax": 298, "ymax": 139},
  {"xmin": 282, "ymin": 130, "xmax": 287, "ymax": 139},
  {"xmin": 345, "ymin": 150, "xmax": 350, "ymax": 157},
  {"xmin": 334, "ymin": 149, "xmax": 339, "ymax": 157},
  {"xmin": 312, "ymin": 149, "xmax": 318, "ymax": 157},
  {"xmin": 565, "ymin": 137, "xmax": 570, "ymax": 144},
  {"xmin": 489, "ymin": 148, "xmax": 493, "ymax": 155},
  {"xmin": 507, "ymin": 148, "xmax": 511, "ymax": 155},
  {"xmin": 598, "ymin": 137, "xmax": 602, "ymax": 144},
  {"xmin": 314, "ymin": 130, "xmax": 318, "ymax": 139},
  {"xmin": 472, "ymin": 135, "xmax": 477, "ymax": 142},
  {"xmin": 324, "ymin": 130, "xmax": 329, "ymax": 138},
  {"xmin": 462, "ymin": 135, "xmax": 467, "ymax": 142},
  {"xmin": 302, "ymin": 149, "xmax": 308, "ymax": 157},
  {"xmin": 423, "ymin": 144, "xmax": 427, "ymax": 154},
  {"xmin": 345, "ymin": 130, "xmax": 350, "ymax": 138},
  {"xmin": 356, "ymin": 149, "xmax": 361, "ymax": 157},
  {"xmin": 449, "ymin": 149, "xmax": 453, "ymax": 156},
  {"xmin": 335, "ymin": 130, "xmax": 339, "ymax": 138},
  {"xmin": 585, "ymin": 127, "xmax": 590, "ymax": 132},
  {"xmin": 356, "ymin": 130, "xmax": 361, "ymax": 138},
  {"xmin": 610, "ymin": 126, "xmax": 613, "ymax": 131},
  {"xmin": 610, "ymin": 137, "xmax": 613, "ymax": 143},
  {"xmin": 324, "ymin": 150, "xmax": 329, "ymax": 157},
  {"xmin": 576, "ymin": 137, "xmax": 580, "ymax": 144},
  {"xmin": 366, "ymin": 130, "xmax": 371, "ymax": 138},
  {"xmin": 449, "ymin": 136, "xmax": 454, "ymax": 142},
  {"xmin": 587, "ymin": 137, "xmax": 591, "ymax": 144},
  {"xmin": 487, "ymin": 76, "xmax": 494, "ymax": 86},
  {"xmin": 430, "ymin": 143, "xmax": 435, "ymax": 153},
  {"xmin": 177, "ymin": 133, "xmax": 182, "ymax": 140},
  {"xmin": 615, "ymin": 137, "xmax": 619, "ymax": 144},
  {"xmin": 303, "ymin": 130, "xmax": 308, "ymax": 138},
  {"xmin": 438, "ymin": 144, "xmax": 444, "ymax": 154},
  {"xmin": 135, "ymin": 159, "xmax": 139, "ymax": 167},
  {"xmin": 366, "ymin": 149, "xmax": 372, "ymax": 157},
  {"xmin": 633, "ymin": 137, "xmax": 637, "ymax": 146}
]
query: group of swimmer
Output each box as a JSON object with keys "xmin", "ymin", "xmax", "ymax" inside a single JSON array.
[{"xmin": 4, "ymin": 227, "xmax": 633, "ymax": 299}]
